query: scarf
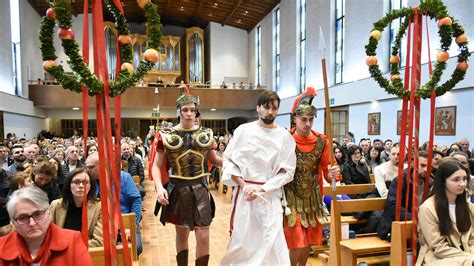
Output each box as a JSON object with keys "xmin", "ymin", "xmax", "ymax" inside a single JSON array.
[{"xmin": 16, "ymin": 225, "xmax": 52, "ymax": 264}]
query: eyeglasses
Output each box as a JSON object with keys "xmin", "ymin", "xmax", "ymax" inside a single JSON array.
[
  {"xmin": 71, "ymin": 179, "xmax": 90, "ymax": 186},
  {"xmin": 14, "ymin": 209, "xmax": 48, "ymax": 225}
]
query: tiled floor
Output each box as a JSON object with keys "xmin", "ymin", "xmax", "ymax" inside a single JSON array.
[{"xmin": 140, "ymin": 180, "xmax": 322, "ymax": 265}]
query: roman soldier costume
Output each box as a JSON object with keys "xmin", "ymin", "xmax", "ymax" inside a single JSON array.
[
  {"xmin": 155, "ymin": 91, "xmax": 215, "ymax": 228},
  {"xmin": 284, "ymin": 87, "xmax": 339, "ymax": 247}
]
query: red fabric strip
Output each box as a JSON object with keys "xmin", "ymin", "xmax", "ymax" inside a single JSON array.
[
  {"xmin": 80, "ymin": 0, "xmax": 90, "ymax": 247},
  {"xmin": 409, "ymin": 10, "xmax": 422, "ymax": 262},
  {"xmin": 229, "ymin": 187, "xmax": 240, "ymax": 236},
  {"xmin": 395, "ymin": 14, "xmax": 412, "ymax": 222},
  {"xmin": 91, "ymin": 0, "xmax": 115, "ymax": 264},
  {"xmin": 423, "ymin": 15, "xmax": 435, "ymax": 202}
]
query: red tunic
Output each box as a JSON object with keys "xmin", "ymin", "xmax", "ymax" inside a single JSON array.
[{"xmin": 284, "ymin": 128, "xmax": 340, "ymax": 248}]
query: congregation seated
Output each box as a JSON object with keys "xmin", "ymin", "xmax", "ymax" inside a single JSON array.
[
  {"xmin": 373, "ymin": 145, "xmax": 406, "ymax": 198},
  {"xmin": 85, "ymin": 153, "xmax": 143, "ymax": 255},
  {"xmin": 61, "ymin": 145, "xmax": 83, "ymax": 187},
  {"xmin": 31, "ymin": 161, "xmax": 61, "ymax": 203},
  {"xmin": 417, "ymin": 159, "xmax": 474, "ymax": 265},
  {"xmin": 377, "ymin": 151, "xmax": 433, "ymax": 240},
  {"xmin": 6, "ymin": 145, "xmax": 28, "ymax": 175},
  {"xmin": 365, "ymin": 146, "xmax": 383, "ymax": 174},
  {"xmin": 341, "ymin": 145, "xmax": 371, "ymax": 194},
  {"xmin": 0, "ymin": 186, "xmax": 93, "ymax": 265},
  {"xmin": 50, "ymin": 168, "xmax": 103, "ymax": 248}
]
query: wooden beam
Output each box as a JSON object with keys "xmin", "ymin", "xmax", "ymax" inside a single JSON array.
[
  {"xmin": 164, "ymin": 0, "xmax": 172, "ymax": 18},
  {"xmin": 192, "ymin": 0, "xmax": 206, "ymax": 19},
  {"xmin": 222, "ymin": 0, "xmax": 243, "ymax": 25},
  {"xmin": 27, "ymin": 0, "xmax": 47, "ymax": 17}
]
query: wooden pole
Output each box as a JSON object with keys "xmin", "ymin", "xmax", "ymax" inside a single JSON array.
[{"xmin": 320, "ymin": 27, "xmax": 339, "ymax": 266}]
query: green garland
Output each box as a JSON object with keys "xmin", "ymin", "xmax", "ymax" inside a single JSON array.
[
  {"xmin": 39, "ymin": 0, "xmax": 162, "ymax": 97},
  {"xmin": 365, "ymin": 0, "xmax": 470, "ymax": 99}
]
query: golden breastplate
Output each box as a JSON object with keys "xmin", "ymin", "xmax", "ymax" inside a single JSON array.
[
  {"xmin": 285, "ymin": 134, "xmax": 329, "ymax": 227},
  {"xmin": 161, "ymin": 126, "xmax": 214, "ymax": 180}
]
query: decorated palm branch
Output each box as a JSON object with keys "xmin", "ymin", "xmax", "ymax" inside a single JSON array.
[
  {"xmin": 38, "ymin": 0, "xmax": 162, "ymax": 265},
  {"xmin": 365, "ymin": 0, "xmax": 469, "ymax": 263}
]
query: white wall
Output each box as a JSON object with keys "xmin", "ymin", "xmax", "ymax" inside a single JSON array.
[
  {"xmin": 0, "ymin": 0, "xmax": 14, "ymax": 95},
  {"xmin": 3, "ymin": 112, "xmax": 47, "ymax": 139},
  {"xmin": 20, "ymin": 0, "xmax": 44, "ymax": 98},
  {"xmin": 278, "ymin": 0, "xmax": 298, "ymax": 98},
  {"xmin": 347, "ymin": 88, "xmax": 474, "ymax": 146},
  {"xmin": 252, "ymin": 0, "xmax": 474, "ymax": 143},
  {"xmin": 208, "ymin": 22, "xmax": 248, "ymax": 85}
]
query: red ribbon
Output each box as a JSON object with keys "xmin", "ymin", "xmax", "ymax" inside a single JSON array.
[
  {"xmin": 423, "ymin": 15, "xmax": 435, "ymax": 202},
  {"xmin": 91, "ymin": 0, "xmax": 115, "ymax": 265},
  {"xmin": 395, "ymin": 14, "xmax": 412, "ymax": 223},
  {"xmin": 409, "ymin": 10, "xmax": 422, "ymax": 263},
  {"xmin": 80, "ymin": 0, "xmax": 90, "ymax": 247}
]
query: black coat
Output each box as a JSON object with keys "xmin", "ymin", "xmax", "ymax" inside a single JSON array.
[
  {"xmin": 377, "ymin": 169, "xmax": 433, "ymax": 240},
  {"xmin": 342, "ymin": 160, "xmax": 371, "ymax": 185}
]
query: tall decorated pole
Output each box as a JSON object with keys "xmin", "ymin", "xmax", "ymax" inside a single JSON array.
[
  {"xmin": 365, "ymin": 0, "xmax": 470, "ymax": 264},
  {"xmin": 39, "ymin": 0, "xmax": 162, "ymax": 265},
  {"xmin": 320, "ymin": 27, "xmax": 341, "ymax": 266}
]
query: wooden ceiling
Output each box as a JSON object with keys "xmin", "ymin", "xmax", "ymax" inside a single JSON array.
[{"xmin": 27, "ymin": 0, "xmax": 280, "ymax": 32}]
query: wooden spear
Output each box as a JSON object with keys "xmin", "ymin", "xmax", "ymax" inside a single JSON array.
[{"xmin": 319, "ymin": 27, "xmax": 336, "ymax": 189}]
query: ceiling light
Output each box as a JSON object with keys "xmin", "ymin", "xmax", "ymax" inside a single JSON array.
[
  {"xmin": 214, "ymin": 3, "xmax": 218, "ymax": 6},
  {"xmin": 180, "ymin": 6, "xmax": 184, "ymax": 10},
  {"xmin": 210, "ymin": 108, "xmax": 216, "ymax": 111},
  {"xmin": 245, "ymin": 10, "xmax": 248, "ymax": 14},
  {"xmin": 72, "ymin": 107, "xmax": 80, "ymax": 110}
]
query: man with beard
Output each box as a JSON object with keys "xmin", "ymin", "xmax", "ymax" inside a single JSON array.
[
  {"xmin": 221, "ymin": 91, "xmax": 296, "ymax": 265},
  {"xmin": 6, "ymin": 145, "xmax": 28, "ymax": 175},
  {"xmin": 377, "ymin": 151, "xmax": 433, "ymax": 240},
  {"xmin": 284, "ymin": 88, "xmax": 340, "ymax": 266},
  {"xmin": 151, "ymin": 90, "xmax": 222, "ymax": 266}
]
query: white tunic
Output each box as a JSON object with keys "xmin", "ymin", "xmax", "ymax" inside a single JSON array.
[{"xmin": 220, "ymin": 121, "xmax": 296, "ymax": 266}]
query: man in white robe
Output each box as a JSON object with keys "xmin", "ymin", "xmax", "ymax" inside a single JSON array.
[{"xmin": 221, "ymin": 91, "xmax": 296, "ymax": 266}]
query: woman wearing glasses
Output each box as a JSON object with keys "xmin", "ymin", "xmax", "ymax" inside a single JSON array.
[
  {"xmin": 0, "ymin": 186, "xmax": 92, "ymax": 264},
  {"xmin": 50, "ymin": 168, "xmax": 104, "ymax": 247}
]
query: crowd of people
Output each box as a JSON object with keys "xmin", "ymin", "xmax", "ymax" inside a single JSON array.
[
  {"xmin": 0, "ymin": 133, "xmax": 145, "ymax": 263},
  {"xmin": 0, "ymin": 90, "xmax": 472, "ymax": 265}
]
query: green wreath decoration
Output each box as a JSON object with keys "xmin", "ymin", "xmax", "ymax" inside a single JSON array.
[
  {"xmin": 365, "ymin": 0, "xmax": 470, "ymax": 99},
  {"xmin": 39, "ymin": 0, "xmax": 162, "ymax": 97}
]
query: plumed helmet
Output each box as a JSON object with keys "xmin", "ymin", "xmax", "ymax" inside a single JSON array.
[
  {"xmin": 291, "ymin": 87, "xmax": 317, "ymax": 117},
  {"xmin": 176, "ymin": 87, "xmax": 200, "ymax": 119}
]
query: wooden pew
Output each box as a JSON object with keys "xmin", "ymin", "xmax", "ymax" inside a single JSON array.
[
  {"xmin": 369, "ymin": 173, "xmax": 375, "ymax": 183},
  {"xmin": 322, "ymin": 184, "xmax": 390, "ymax": 266},
  {"xmin": 122, "ymin": 213, "xmax": 141, "ymax": 265},
  {"xmin": 89, "ymin": 245, "xmax": 130, "ymax": 266},
  {"xmin": 390, "ymin": 221, "xmax": 413, "ymax": 266}
]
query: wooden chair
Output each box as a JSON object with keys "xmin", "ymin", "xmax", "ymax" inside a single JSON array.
[
  {"xmin": 323, "ymin": 184, "xmax": 390, "ymax": 266},
  {"xmin": 122, "ymin": 213, "xmax": 141, "ymax": 265},
  {"xmin": 89, "ymin": 245, "xmax": 130, "ymax": 266},
  {"xmin": 390, "ymin": 221, "xmax": 414, "ymax": 266}
]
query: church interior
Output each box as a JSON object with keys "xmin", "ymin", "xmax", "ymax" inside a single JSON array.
[{"xmin": 0, "ymin": 0, "xmax": 473, "ymax": 265}]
